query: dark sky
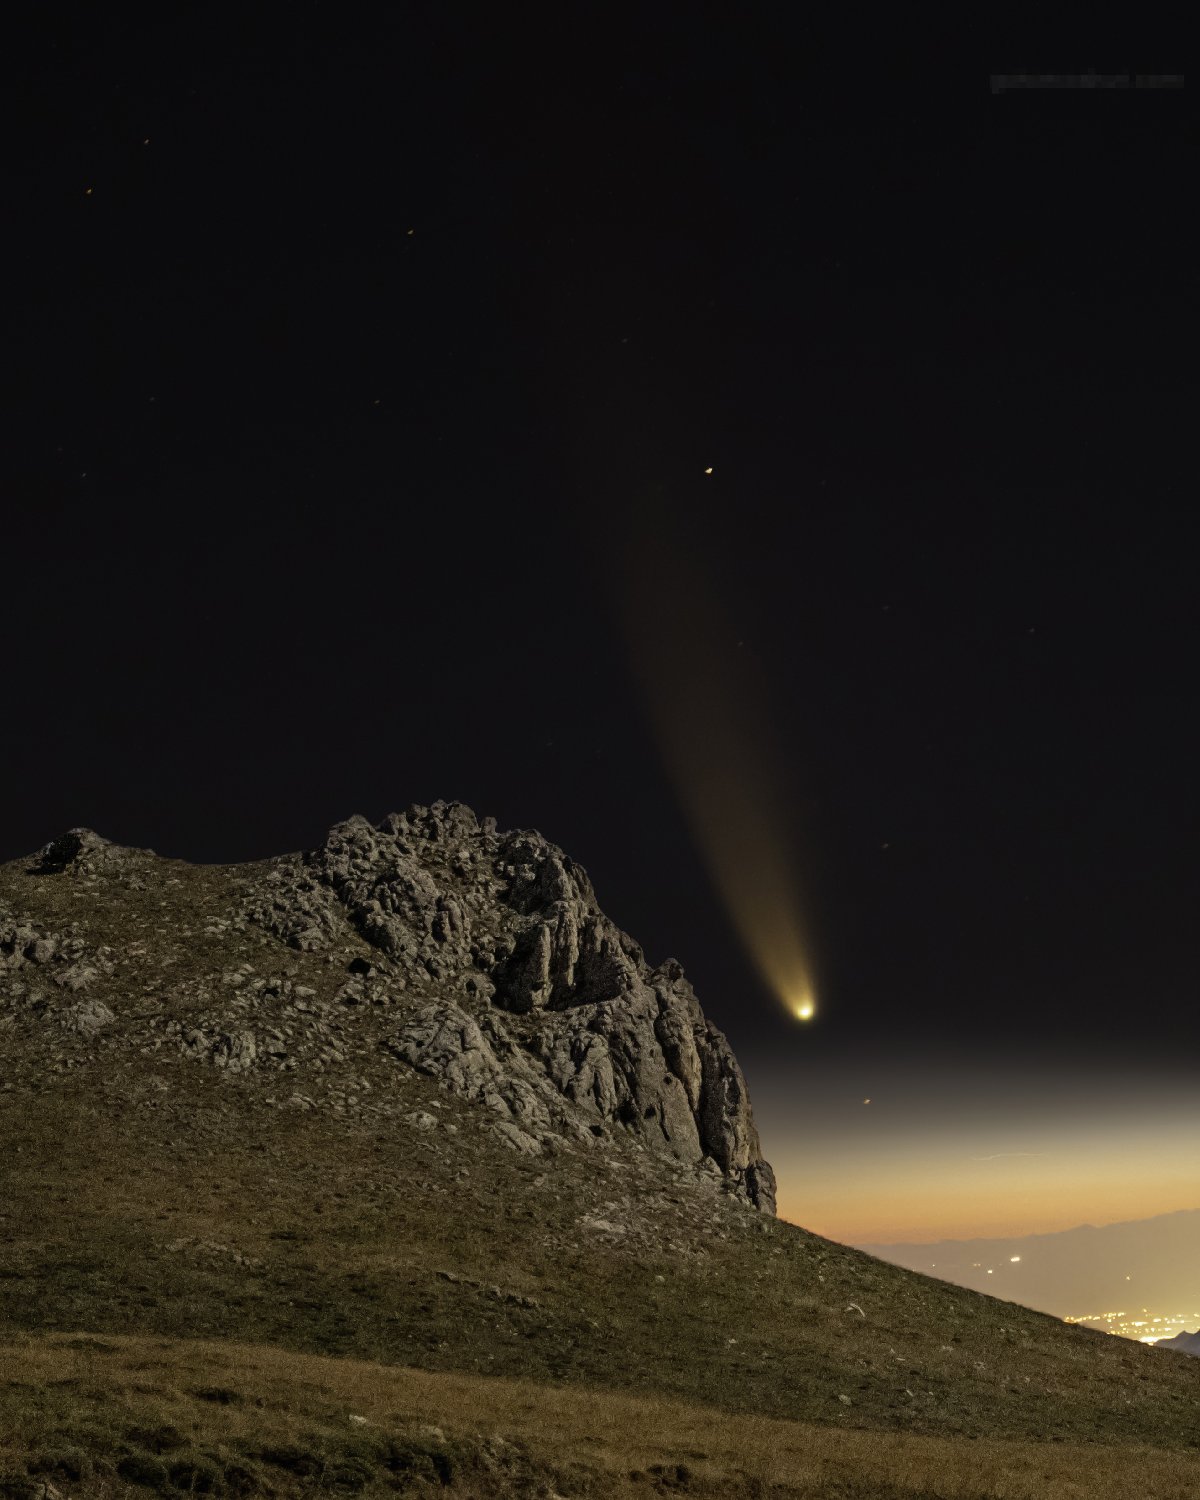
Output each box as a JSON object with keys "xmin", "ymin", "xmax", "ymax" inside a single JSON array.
[{"xmin": 6, "ymin": 13, "xmax": 1194, "ymax": 1230}]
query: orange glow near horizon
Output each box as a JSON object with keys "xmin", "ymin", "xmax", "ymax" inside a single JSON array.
[
  {"xmin": 777, "ymin": 1176, "xmax": 1198, "ymax": 1246},
  {"xmin": 767, "ymin": 1114, "xmax": 1200, "ymax": 1244}
]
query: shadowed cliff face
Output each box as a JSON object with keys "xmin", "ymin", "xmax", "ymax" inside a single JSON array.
[
  {"xmin": 275, "ymin": 803, "xmax": 776, "ymax": 1211},
  {"xmin": 0, "ymin": 801, "xmax": 776, "ymax": 1212}
]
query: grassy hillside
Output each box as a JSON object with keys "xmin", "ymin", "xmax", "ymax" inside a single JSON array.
[
  {"xmin": 1, "ymin": 836, "xmax": 1198, "ymax": 1495},
  {"xmin": 5, "ymin": 1333, "xmax": 1200, "ymax": 1500},
  {"xmin": 3, "ymin": 1065, "xmax": 1198, "ymax": 1451}
]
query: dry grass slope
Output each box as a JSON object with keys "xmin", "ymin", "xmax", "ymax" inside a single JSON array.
[
  {"xmin": 2, "ymin": 829, "xmax": 1198, "ymax": 1497},
  {"xmin": 3, "ymin": 1333, "xmax": 1199, "ymax": 1500}
]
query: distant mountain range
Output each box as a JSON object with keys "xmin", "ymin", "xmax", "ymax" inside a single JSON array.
[
  {"xmin": 1154, "ymin": 1329, "xmax": 1200, "ymax": 1357},
  {"xmin": 858, "ymin": 1208, "xmax": 1200, "ymax": 1322}
]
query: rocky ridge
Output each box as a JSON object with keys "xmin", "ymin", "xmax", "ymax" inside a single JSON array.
[{"xmin": 0, "ymin": 801, "xmax": 776, "ymax": 1212}]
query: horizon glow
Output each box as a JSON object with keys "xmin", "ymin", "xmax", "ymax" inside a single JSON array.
[{"xmin": 758, "ymin": 1083, "xmax": 1200, "ymax": 1244}]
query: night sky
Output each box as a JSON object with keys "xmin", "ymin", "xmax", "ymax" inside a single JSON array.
[{"xmin": 7, "ymin": 15, "xmax": 1194, "ymax": 1238}]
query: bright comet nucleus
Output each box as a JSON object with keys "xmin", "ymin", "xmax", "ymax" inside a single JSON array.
[{"xmin": 794, "ymin": 996, "xmax": 816, "ymax": 1022}]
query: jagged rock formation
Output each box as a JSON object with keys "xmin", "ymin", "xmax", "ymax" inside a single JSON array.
[{"xmin": 0, "ymin": 803, "xmax": 776, "ymax": 1212}]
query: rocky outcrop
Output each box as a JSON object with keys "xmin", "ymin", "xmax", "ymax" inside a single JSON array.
[
  {"xmin": 297, "ymin": 802, "xmax": 777, "ymax": 1211},
  {"xmin": 391, "ymin": 1000, "xmax": 564, "ymax": 1139},
  {"xmin": 2, "ymin": 802, "xmax": 777, "ymax": 1213},
  {"xmin": 30, "ymin": 827, "xmax": 150, "ymax": 878},
  {"xmin": 0, "ymin": 903, "xmax": 114, "ymax": 1003},
  {"xmin": 240, "ymin": 862, "xmax": 341, "ymax": 952}
]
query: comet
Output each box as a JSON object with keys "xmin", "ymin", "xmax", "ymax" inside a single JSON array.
[{"xmin": 618, "ymin": 486, "xmax": 819, "ymax": 1024}]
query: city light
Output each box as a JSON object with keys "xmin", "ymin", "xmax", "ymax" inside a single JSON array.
[{"xmin": 1064, "ymin": 1309, "xmax": 1200, "ymax": 1343}]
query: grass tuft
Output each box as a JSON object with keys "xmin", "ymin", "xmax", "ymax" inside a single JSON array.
[
  {"xmin": 25, "ymin": 1446, "xmax": 90, "ymax": 1482},
  {"xmin": 117, "ymin": 1452, "xmax": 171, "ymax": 1488},
  {"xmin": 166, "ymin": 1452, "xmax": 225, "ymax": 1493}
]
